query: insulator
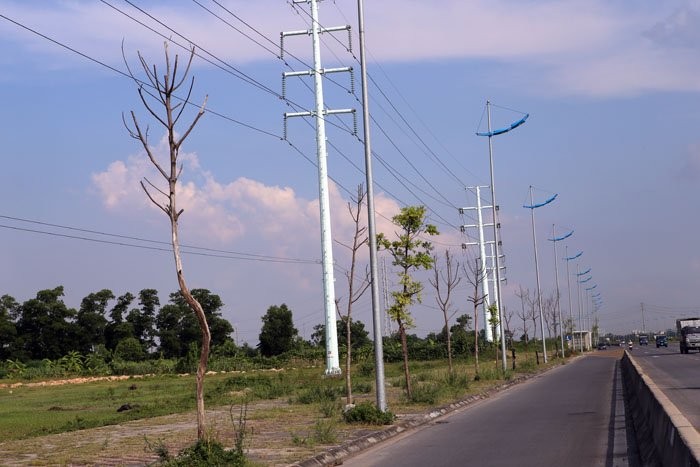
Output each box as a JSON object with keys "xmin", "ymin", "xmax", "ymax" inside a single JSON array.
[
  {"xmin": 282, "ymin": 75, "xmax": 286, "ymax": 100},
  {"xmin": 352, "ymin": 111, "xmax": 358, "ymax": 136},
  {"xmin": 349, "ymin": 69, "xmax": 355, "ymax": 94},
  {"xmin": 347, "ymin": 27, "xmax": 352, "ymax": 53},
  {"xmin": 280, "ymin": 34, "xmax": 285, "ymax": 60},
  {"xmin": 461, "ymin": 243, "xmax": 467, "ymax": 250},
  {"xmin": 458, "ymin": 207, "xmax": 464, "ymax": 214},
  {"xmin": 283, "ymin": 116, "xmax": 288, "ymax": 141},
  {"xmin": 460, "ymin": 225, "xmax": 465, "ymax": 233}
]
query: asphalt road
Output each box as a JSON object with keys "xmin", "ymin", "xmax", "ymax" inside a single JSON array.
[
  {"xmin": 628, "ymin": 342, "xmax": 700, "ymax": 428},
  {"xmin": 343, "ymin": 352, "xmax": 633, "ymax": 467}
]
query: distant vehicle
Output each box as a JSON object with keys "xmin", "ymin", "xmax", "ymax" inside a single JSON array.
[
  {"xmin": 628, "ymin": 340, "xmax": 633, "ymax": 350},
  {"xmin": 677, "ymin": 318, "xmax": 700, "ymax": 354},
  {"xmin": 597, "ymin": 342, "xmax": 607, "ymax": 350},
  {"xmin": 639, "ymin": 335, "xmax": 649, "ymax": 346},
  {"xmin": 655, "ymin": 335, "xmax": 668, "ymax": 348}
]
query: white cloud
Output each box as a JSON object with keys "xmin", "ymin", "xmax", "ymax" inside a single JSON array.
[{"xmin": 5, "ymin": 1, "xmax": 695, "ymax": 99}]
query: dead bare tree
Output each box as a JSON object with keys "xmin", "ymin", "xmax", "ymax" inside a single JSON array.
[
  {"xmin": 335, "ymin": 184, "xmax": 371, "ymax": 405},
  {"xmin": 463, "ymin": 258, "xmax": 486, "ymax": 380},
  {"xmin": 123, "ymin": 43, "xmax": 210, "ymax": 440},
  {"xmin": 515, "ymin": 286, "xmax": 530, "ymax": 350},
  {"xmin": 429, "ymin": 249, "xmax": 462, "ymax": 375}
]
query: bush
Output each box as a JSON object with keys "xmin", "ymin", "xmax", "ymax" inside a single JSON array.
[
  {"xmin": 342, "ymin": 401, "xmax": 394, "ymax": 425},
  {"xmin": 114, "ymin": 338, "xmax": 146, "ymax": 362},
  {"xmin": 161, "ymin": 439, "xmax": 244, "ymax": 466}
]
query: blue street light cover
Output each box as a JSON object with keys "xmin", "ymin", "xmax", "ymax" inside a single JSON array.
[
  {"xmin": 476, "ymin": 114, "xmax": 529, "ymax": 137},
  {"xmin": 549, "ymin": 230, "xmax": 573, "ymax": 242},
  {"xmin": 523, "ymin": 193, "xmax": 558, "ymax": 209},
  {"xmin": 565, "ymin": 251, "xmax": 582, "ymax": 261},
  {"xmin": 577, "ymin": 268, "xmax": 592, "ymax": 276}
]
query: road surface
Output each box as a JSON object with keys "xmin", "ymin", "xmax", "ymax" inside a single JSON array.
[{"xmin": 343, "ymin": 352, "xmax": 635, "ymax": 467}]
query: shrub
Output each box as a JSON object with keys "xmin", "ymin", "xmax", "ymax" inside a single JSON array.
[
  {"xmin": 342, "ymin": 401, "xmax": 394, "ymax": 425},
  {"xmin": 161, "ymin": 439, "xmax": 244, "ymax": 466},
  {"xmin": 114, "ymin": 338, "xmax": 146, "ymax": 362},
  {"xmin": 408, "ymin": 382, "xmax": 440, "ymax": 405}
]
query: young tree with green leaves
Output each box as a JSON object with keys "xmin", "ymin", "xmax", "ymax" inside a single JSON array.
[{"xmin": 377, "ymin": 205, "xmax": 439, "ymax": 399}]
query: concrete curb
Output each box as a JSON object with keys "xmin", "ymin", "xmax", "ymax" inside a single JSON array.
[
  {"xmin": 289, "ymin": 363, "xmax": 563, "ymax": 467},
  {"xmin": 621, "ymin": 351, "xmax": 700, "ymax": 466}
]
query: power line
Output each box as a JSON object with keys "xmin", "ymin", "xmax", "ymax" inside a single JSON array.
[{"xmin": 0, "ymin": 215, "xmax": 319, "ymax": 264}]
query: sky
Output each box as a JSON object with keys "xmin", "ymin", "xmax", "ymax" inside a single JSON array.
[{"xmin": 2, "ymin": 0, "xmax": 700, "ymax": 346}]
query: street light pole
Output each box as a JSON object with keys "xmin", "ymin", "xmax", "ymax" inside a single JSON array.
[
  {"xmin": 356, "ymin": 0, "xmax": 386, "ymax": 412},
  {"xmin": 523, "ymin": 186, "xmax": 557, "ymax": 363},
  {"xmin": 549, "ymin": 226, "xmax": 573, "ymax": 357}
]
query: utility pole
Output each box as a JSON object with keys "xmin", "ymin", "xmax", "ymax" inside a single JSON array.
[
  {"xmin": 640, "ymin": 302, "xmax": 646, "ymax": 334},
  {"xmin": 282, "ymin": 0, "xmax": 354, "ymax": 376},
  {"xmin": 356, "ymin": 0, "xmax": 386, "ymax": 411},
  {"xmin": 460, "ymin": 186, "xmax": 494, "ymax": 342}
]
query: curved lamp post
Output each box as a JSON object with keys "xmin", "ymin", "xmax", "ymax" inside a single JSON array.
[
  {"xmin": 576, "ymin": 268, "xmax": 592, "ymax": 351},
  {"xmin": 523, "ymin": 187, "xmax": 557, "ymax": 363},
  {"xmin": 549, "ymin": 226, "xmax": 573, "ymax": 357},
  {"xmin": 476, "ymin": 101, "xmax": 529, "ymax": 372},
  {"xmin": 564, "ymin": 249, "xmax": 582, "ymax": 345}
]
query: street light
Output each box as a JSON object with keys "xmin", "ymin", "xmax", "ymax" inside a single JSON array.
[
  {"xmin": 576, "ymin": 268, "xmax": 591, "ymax": 351},
  {"xmin": 564, "ymin": 249, "xmax": 582, "ymax": 350},
  {"xmin": 549, "ymin": 226, "xmax": 573, "ymax": 357},
  {"xmin": 523, "ymin": 187, "xmax": 557, "ymax": 363}
]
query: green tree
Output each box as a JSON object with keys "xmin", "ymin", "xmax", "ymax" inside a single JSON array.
[
  {"xmin": 258, "ymin": 304, "xmax": 298, "ymax": 357},
  {"xmin": 0, "ymin": 295, "xmax": 18, "ymax": 359},
  {"xmin": 126, "ymin": 288, "xmax": 159, "ymax": 352},
  {"xmin": 15, "ymin": 287, "xmax": 79, "ymax": 360},
  {"xmin": 76, "ymin": 289, "xmax": 114, "ymax": 353},
  {"xmin": 158, "ymin": 289, "xmax": 234, "ymax": 358},
  {"xmin": 377, "ymin": 205, "xmax": 439, "ymax": 398},
  {"xmin": 105, "ymin": 292, "xmax": 136, "ymax": 351}
]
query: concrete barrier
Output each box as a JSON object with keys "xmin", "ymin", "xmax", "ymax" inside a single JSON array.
[{"xmin": 621, "ymin": 351, "xmax": 700, "ymax": 466}]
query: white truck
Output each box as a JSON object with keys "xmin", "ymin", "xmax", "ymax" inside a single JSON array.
[{"xmin": 676, "ymin": 318, "xmax": 700, "ymax": 354}]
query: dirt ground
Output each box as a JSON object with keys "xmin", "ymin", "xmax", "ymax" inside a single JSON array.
[
  {"xmin": 0, "ymin": 386, "xmax": 426, "ymax": 466},
  {"xmin": 0, "ymin": 357, "xmax": 578, "ymax": 466}
]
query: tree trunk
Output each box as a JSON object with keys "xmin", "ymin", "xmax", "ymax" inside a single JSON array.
[
  {"xmin": 345, "ymin": 317, "xmax": 352, "ymax": 405},
  {"xmin": 398, "ymin": 318, "xmax": 412, "ymax": 398},
  {"xmin": 171, "ymin": 210, "xmax": 211, "ymax": 440},
  {"xmin": 443, "ymin": 312, "xmax": 453, "ymax": 375}
]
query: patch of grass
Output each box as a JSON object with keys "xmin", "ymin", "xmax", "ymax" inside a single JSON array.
[
  {"xmin": 312, "ymin": 418, "xmax": 337, "ymax": 444},
  {"xmin": 0, "ymin": 375, "xmax": 212, "ymax": 441}
]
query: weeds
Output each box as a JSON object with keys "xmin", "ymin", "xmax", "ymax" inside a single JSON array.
[{"xmin": 313, "ymin": 418, "xmax": 337, "ymax": 444}]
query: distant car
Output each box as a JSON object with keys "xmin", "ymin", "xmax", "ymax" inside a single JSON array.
[
  {"xmin": 656, "ymin": 335, "xmax": 668, "ymax": 348},
  {"xmin": 597, "ymin": 343, "xmax": 608, "ymax": 350},
  {"xmin": 639, "ymin": 336, "xmax": 649, "ymax": 346}
]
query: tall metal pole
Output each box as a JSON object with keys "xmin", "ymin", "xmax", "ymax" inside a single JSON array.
[
  {"xmin": 565, "ymin": 246, "xmax": 574, "ymax": 345},
  {"xmin": 356, "ymin": 0, "xmax": 386, "ymax": 411},
  {"xmin": 309, "ymin": 0, "xmax": 340, "ymax": 375},
  {"xmin": 485, "ymin": 101, "xmax": 508, "ymax": 372},
  {"xmin": 551, "ymin": 225, "xmax": 564, "ymax": 357},
  {"xmin": 528, "ymin": 186, "xmax": 548, "ymax": 363},
  {"xmin": 576, "ymin": 264, "xmax": 583, "ymax": 352}
]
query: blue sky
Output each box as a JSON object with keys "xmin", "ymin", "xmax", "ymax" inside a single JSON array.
[{"xmin": 2, "ymin": 0, "xmax": 700, "ymax": 345}]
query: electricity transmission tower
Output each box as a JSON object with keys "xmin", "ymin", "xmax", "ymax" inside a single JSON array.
[{"xmin": 281, "ymin": 0, "xmax": 355, "ymax": 375}]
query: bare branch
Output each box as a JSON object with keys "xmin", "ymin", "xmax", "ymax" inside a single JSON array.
[
  {"xmin": 140, "ymin": 181, "xmax": 168, "ymax": 215},
  {"xmin": 176, "ymin": 95, "xmax": 208, "ymax": 149},
  {"xmin": 130, "ymin": 112, "xmax": 168, "ymax": 180}
]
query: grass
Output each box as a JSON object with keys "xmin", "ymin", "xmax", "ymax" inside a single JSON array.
[{"xmin": 0, "ymin": 348, "xmax": 563, "ymax": 447}]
